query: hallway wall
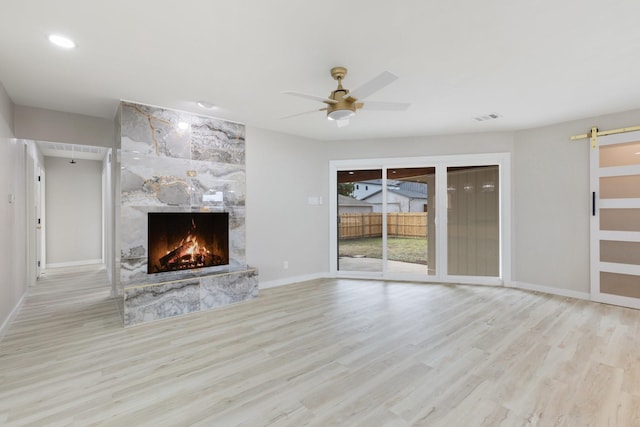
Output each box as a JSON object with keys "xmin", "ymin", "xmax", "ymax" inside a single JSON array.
[
  {"xmin": 44, "ymin": 157, "xmax": 103, "ymax": 267},
  {"xmin": 0, "ymin": 82, "xmax": 27, "ymax": 335},
  {"xmin": 14, "ymin": 105, "xmax": 114, "ymax": 148}
]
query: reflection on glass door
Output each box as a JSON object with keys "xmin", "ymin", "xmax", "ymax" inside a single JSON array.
[
  {"xmin": 447, "ymin": 166, "xmax": 500, "ymax": 277},
  {"xmin": 337, "ymin": 169, "xmax": 383, "ymax": 272},
  {"xmin": 591, "ymin": 132, "xmax": 640, "ymax": 308},
  {"xmin": 385, "ymin": 167, "xmax": 435, "ymax": 275}
]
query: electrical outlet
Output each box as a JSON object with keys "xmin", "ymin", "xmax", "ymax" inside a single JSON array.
[{"xmin": 283, "ymin": 261, "xmax": 289, "ymax": 269}]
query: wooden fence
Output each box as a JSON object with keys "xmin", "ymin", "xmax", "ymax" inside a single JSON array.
[{"xmin": 339, "ymin": 212, "xmax": 427, "ymax": 239}]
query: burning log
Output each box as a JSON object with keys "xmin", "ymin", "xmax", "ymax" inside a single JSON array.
[{"xmin": 159, "ymin": 241, "xmax": 194, "ymax": 267}]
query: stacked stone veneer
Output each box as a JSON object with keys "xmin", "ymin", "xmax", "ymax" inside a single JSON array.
[{"xmin": 118, "ymin": 101, "xmax": 257, "ymax": 326}]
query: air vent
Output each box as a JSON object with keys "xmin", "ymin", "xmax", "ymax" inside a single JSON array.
[{"xmin": 474, "ymin": 113, "xmax": 502, "ymax": 122}]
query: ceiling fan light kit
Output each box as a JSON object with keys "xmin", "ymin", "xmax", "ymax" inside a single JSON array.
[
  {"xmin": 282, "ymin": 66, "xmax": 410, "ymax": 127},
  {"xmin": 327, "ymin": 109, "xmax": 355, "ymax": 121}
]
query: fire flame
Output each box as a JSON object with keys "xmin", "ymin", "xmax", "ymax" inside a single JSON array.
[
  {"xmin": 154, "ymin": 215, "xmax": 227, "ymax": 273},
  {"xmin": 177, "ymin": 233, "xmax": 211, "ymax": 263},
  {"xmin": 150, "ymin": 213, "xmax": 228, "ymax": 274}
]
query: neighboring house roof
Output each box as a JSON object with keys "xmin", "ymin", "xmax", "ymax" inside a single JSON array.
[
  {"xmin": 361, "ymin": 189, "xmax": 382, "ymax": 200},
  {"xmin": 398, "ymin": 181, "xmax": 427, "ymax": 195},
  {"xmin": 338, "ymin": 195, "xmax": 374, "ymax": 207},
  {"xmin": 356, "ymin": 180, "xmax": 427, "ymax": 196},
  {"xmin": 362, "ymin": 188, "xmax": 427, "ymax": 201},
  {"xmin": 392, "ymin": 188, "xmax": 428, "ymax": 199}
]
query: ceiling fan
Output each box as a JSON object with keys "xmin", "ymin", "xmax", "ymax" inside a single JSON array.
[{"xmin": 282, "ymin": 66, "xmax": 410, "ymax": 127}]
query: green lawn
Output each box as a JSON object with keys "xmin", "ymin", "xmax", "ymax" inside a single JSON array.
[{"xmin": 338, "ymin": 236, "xmax": 428, "ymax": 265}]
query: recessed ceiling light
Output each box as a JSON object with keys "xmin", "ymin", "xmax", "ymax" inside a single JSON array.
[
  {"xmin": 196, "ymin": 101, "xmax": 216, "ymax": 109},
  {"xmin": 48, "ymin": 34, "xmax": 76, "ymax": 49},
  {"xmin": 178, "ymin": 122, "xmax": 189, "ymax": 130}
]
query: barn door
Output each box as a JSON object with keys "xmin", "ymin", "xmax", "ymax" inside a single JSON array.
[{"xmin": 591, "ymin": 130, "xmax": 640, "ymax": 308}]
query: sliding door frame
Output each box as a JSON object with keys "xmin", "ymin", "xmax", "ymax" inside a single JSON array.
[{"xmin": 330, "ymin": 152, "xmax": 511, "ymax": 286}]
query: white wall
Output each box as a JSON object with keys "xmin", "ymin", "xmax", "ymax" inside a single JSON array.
[
  {"xmin": 513, "ymin": 107, "xmax": 640, "ymax": 295},
  {"xmin": 0, "ymin": 82, "xmax": 27, "ymax": 336},
  {"xmin": 44, "ymin": 157, "xmax": 103, "ymax": 267},
  {"xmin": 327, "ymin": 132, "xmax": 515, "ymax": 159},
  {"xmin": 245, "ymin": 127, "xmax": 329, "ymax": 285},
  {"xmin": 14, "ymin": 106, "xmax": 114, "ymax": 148}
]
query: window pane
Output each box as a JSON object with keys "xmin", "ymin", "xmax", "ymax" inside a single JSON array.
[
  {"xmin": 600, "ymin": 240, "xmax": 640, "ymax": 266},
  {"xmin": 600, "ymin": 272, "xmax": 640, "ymax": 299},
  {"xmin": 447, "ymin": 165, "xmax": 499, "ymax": 277},
  {"xmin": 386, "ymin": 167, "xmax": 435, "ymax": 275},
  {"xmin": 600, "ymin": 208, "xmax": 640, "ymax": 232},
  {"xmin": 599, "ymin": 141, "xmax": 640, "ymax": 168},
  {"xmin": 337, "ymin": 169, "xmax": 383, "ymax": 272},
  {"xmin": 600, "ymin": 175, "xmax": 640, "ymax": 199}
]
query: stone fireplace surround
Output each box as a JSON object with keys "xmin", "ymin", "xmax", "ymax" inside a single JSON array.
[{"xmin": 117, "ymin": 101, "xmax": 257, "ymax": 326}]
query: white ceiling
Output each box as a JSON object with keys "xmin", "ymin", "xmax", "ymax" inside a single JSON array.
[{"xmin": 1, "ymin": 1, "xmax": 640, "ymax": 141}]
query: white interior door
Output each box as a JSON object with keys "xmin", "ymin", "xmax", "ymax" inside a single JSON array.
[
  {"xmin": 36, "ymin": 167, "xmax": 43, "ymax": 278},
  {"xmin": 590, "ymin": 130, "xmax": 640, "ymax": 308}
]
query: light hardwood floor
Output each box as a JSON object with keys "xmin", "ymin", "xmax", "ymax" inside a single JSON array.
[{"xmin": 2, "ymin": 266, "xmax": 640, "ymax": 426}]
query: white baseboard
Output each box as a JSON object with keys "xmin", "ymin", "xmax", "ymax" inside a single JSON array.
[
  {"xmin": 259, "ymin": 272, "xmax": 329, "ymax": 290},
  {"xmin": 257, "ymin": 272, "xmax": 593, "ymax": 303},
  {"xmin": 507, "ymin": 281, "xmax": 590, "ymax": 301},
  {"xmin": 46, "ymin": 259, "xmax": 103, "ymax": 269},
  {"xmin": 0, "ymin": 292, "xmax": 26, "ymax": 343}
]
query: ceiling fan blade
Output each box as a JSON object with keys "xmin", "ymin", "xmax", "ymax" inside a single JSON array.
[
  {"xmin": 336, "ymin": 119, "xmax": 350, "ymax": 128},
  {"xmin": 346, "ymin": 71, "xmax": 398, "ymax": 101},
  {"xmin": 361, "ymin": 101, "xmax": 410, "ymax": 111},
  {"xmin": 282, "ymin": 91, "xmax": 338, "ymax": 105},
  {"xmin": 280, "ymin": 108, "xmax": 327, "ymax": 119}
]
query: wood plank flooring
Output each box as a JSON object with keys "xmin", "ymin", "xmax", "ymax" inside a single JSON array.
[{"xmin": 2, "ymin": 266, "xmax": 640, "ymax": 426}]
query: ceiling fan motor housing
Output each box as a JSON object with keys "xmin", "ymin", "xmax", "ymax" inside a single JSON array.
[
  {"xmin": 327, "ymin": 90, "xmax": 356, "ymax": 120},
  {"xmin": 327, "ymin": 66, "xmax": 355, "ymax": 120}
]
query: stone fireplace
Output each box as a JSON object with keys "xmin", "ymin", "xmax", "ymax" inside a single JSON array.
[{"xmin": 116, "ymin": 101, "xmax": 257, "ymax": 326}]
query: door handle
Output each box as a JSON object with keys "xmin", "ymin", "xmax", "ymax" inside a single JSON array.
[{"xmin": 592, "ymin": 192, "xmax": 596, "ymax": 216}]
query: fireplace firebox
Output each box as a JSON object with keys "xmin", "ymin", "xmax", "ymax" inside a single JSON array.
[{"xmin": 147, "ymin": 212, "xmax": 229, "ymax": 274}]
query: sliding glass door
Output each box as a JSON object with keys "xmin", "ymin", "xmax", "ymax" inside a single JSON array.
[
  {"xmin": 385, "ymin": 167, "xmax": 435, "ymax": 276},
  {"xmin": 337, "ymin": 169, "xmax": 383, "ymax": 273},
  {"xmin": 330, "ymin": 154, "xmax": 509, "ymax": 285},
  {"xmin": 447, "ymin": 165, "xmax": 499, "ymax": 277}
]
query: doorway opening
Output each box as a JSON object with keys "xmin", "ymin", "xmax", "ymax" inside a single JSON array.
[{"xmin": 33, "ymin": 142, "xmax": 110, "ymax": 281}]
